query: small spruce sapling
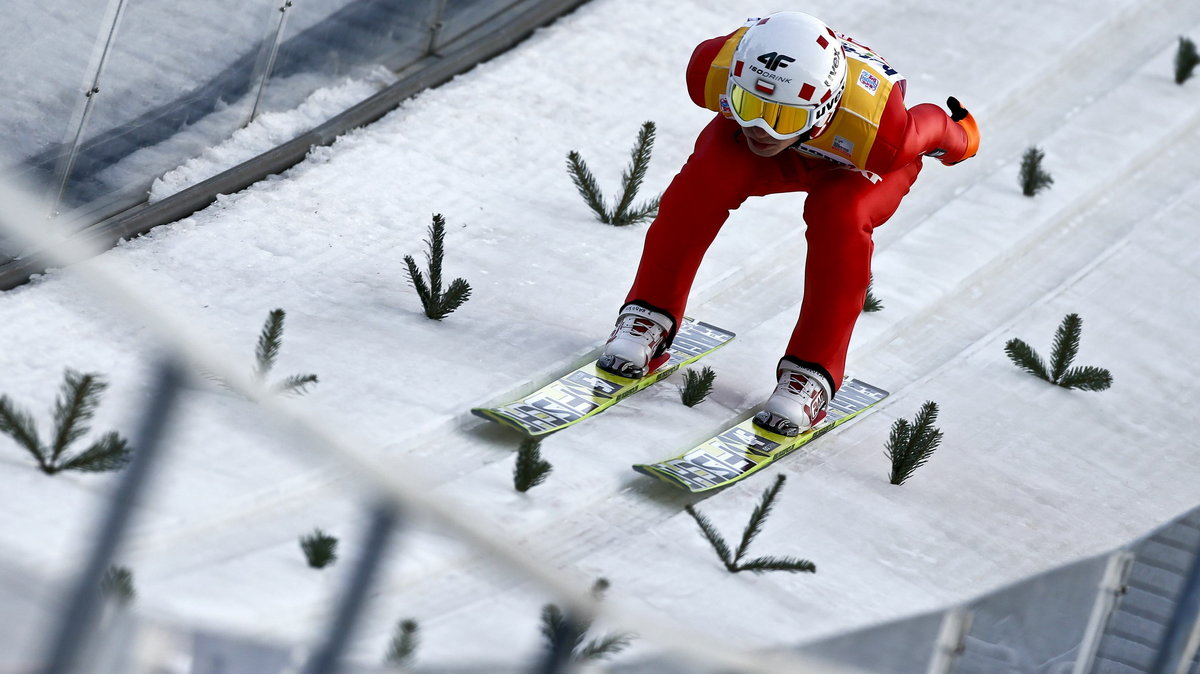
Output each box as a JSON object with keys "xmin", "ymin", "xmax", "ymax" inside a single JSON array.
[
  {"xmin": 1019, "ymin": 147, "xmax": 1054, "ymax": 197},
  {"xmin": 101, "ymin": 565, "xmax": 136, "ymax": 604},
  {"xmin": 300, "ymin": 528, "xmax": 338, "ymax": 568},
  {"xmin": 886, "ymin": 401, "xmax": 945, "ymax": 486},
  {"xmin": 384, "ymin": 619, "xmax": 419, "ymax": 668},
  {"xmin": 863, "ymin": 274, "xmax": 884, "ymax": 313},
  {"xmin": 1005, "ymin": 313, "xmax": 1113, "ymax": 391},
  {"xmin": 0, "ymin": 369, "xmax": 131, "ymax": 474},
  {"xmin": 685, "ymin": 474, "xmax": 817, "ymax": 574},
  {"xmin": 680, "ymin": 366, "xmax": 716, "ymax": 407},
  {"xmin": 1176, "ymin": 36, "xmax": 1199, "ymax": 85},
  {"xmin": 566, "ymin": 121, "xmax": 662, "ymax": 226},
  {"xmin": 404, "ymin": 213, "xmax": 472, "ymax": 320},
  {"xmin": 254, "ymin": 309, "xmax": 319, "ymax": 395},
  {"xmin": 540, "ymin": 578, "xmax": 634, "ymax": 663},
  {"xmin": 514, "ymin": 438, "xmax": 553, "ymax": 492}
]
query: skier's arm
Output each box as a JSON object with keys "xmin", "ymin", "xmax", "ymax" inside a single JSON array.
[{"xmin": 902, "ymin": 97, "xmax": 981, "ymax": 166}]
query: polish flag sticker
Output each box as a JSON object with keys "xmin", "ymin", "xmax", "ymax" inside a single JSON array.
[{"xmin": 755, "ymin": 79, "xmax": 776, "ymax": 95}]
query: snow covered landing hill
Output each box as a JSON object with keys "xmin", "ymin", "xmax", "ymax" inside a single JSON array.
[{"xmin": 1, "ymin": 0, "xmax": 1200, "ymax": 669}]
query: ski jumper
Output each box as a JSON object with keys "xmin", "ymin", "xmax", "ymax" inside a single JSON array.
[{"xmin": 624, "ymin": 27, "xmax": 976, "ymax": 392}]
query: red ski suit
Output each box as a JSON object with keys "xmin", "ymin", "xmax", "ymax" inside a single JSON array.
[{"xmin": 625, "ymin": 31, "xmax": 976, "ymax": 391}]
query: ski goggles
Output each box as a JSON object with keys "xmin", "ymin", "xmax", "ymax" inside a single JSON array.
[{"xmin": 727, "ymin": 81, "xmax": 813, "ymax": 139}]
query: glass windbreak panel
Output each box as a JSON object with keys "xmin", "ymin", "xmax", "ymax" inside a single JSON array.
[
  {"xmin": 436, "ymin": 0, "xmax": 525, "ymax": 49},
  {"xmin": 56, "ymin": 0, "xmax": 279, "ymax": 216},
  {"xmin": 795, "ymin": 610, "xmax": 943, "ymax": 674},
  {"xmin": 956, "ymin": 555, "xmax": 1109, "ymax": 674},
  {"xmin": 0, "ymin": 0, "xmax": 110, "ymax": 197},
  {"xmin": 256, "ymin": 0, "xmax": 436, "ymax": 115}
]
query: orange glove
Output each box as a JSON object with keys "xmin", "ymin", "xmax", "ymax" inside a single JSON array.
[{"xmin": 945, "ymin": 97, "xmax": 979, "ymax": 164}]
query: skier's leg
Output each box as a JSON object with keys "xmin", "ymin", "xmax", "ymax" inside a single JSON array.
[
  {"xmin": 785, "ymin": 160, "xmax": 923, "ymax": 392},
  {"xmin": 622, "ymin": 118, "xmax": 763, "ymax": 337},
  {"xmin": 602, "ymin": 118, "xmax": 763, "ymax": 377}
]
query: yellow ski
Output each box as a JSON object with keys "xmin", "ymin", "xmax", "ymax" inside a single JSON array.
[
  {"xmin": 472, "ymin": 318, "xmax": 735, "ymax": 436},
  {"xmin": 634, "ymin": 378, "xmax": 888, "ymax": 492}
]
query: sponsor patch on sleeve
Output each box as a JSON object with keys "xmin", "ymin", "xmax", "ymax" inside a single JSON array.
[{"xmin": 857, "ymin": 70, "xmax": 880, "ymax": 95}]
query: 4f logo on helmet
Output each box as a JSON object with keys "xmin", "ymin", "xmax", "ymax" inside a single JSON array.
[{"xmin": 756, "ymin": 52, "xmax": 795, "ymax": 71}]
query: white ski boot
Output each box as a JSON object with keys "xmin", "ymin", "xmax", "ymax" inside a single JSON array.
[
  {"xmin": 597, "ymin": 304, "xmax": 673, "ymax": 378},
  {"xmin": 753, "ymin": 360, "xmax": 831, "ymax": 436}
]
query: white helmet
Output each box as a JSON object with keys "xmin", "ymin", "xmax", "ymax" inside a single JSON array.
[{"xmin": 727, "ymin": 12, "xmax": 848, "ymax": 140}]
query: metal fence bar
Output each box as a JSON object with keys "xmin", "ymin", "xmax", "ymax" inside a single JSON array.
[
  {"xmin": 1151, "ymin": 547, "xmax": 1200, "ymax": 674},
  {"xmin": 926, "ymin": 607, "xmax": 973, "ymax": 674},
  {"xmin": 47, "ymin": 0, "xmax": 131, "ymax": 220},
  {"xmin": 249, "ymin": 0, "xmax": 295, "ymax": 122},
  {"xmin": 301, "ymin": 500, "xmax": 401, "ymax": 674},
  {"xmin": 426, "ymin": 0, "xmax": 448, "ymax": 56},
  {"xmin": 41, "ymin": 359, "xmax": 186, "ymax": 674},
  {"xmin": 1073, "ymin": 551, "xmax": 1136, "ymax": 674}
]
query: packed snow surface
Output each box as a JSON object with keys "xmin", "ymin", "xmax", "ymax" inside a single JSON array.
[{"xmin": 2, "ymin": 0, "xmax": 1200, "ymax": 669}]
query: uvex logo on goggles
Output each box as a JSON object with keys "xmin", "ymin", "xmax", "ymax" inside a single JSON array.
[{"xmin": 728, "ymin": 82, "xmax": 812, "ymax": 137}]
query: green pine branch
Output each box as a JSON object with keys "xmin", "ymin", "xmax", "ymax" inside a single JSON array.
[
  {"xmin": 0, "ymin": 369, "xmax": 130, "ymax": 475},
  {"xmin": 50, "ymin": 370, "xmax": 104, "ymax": 463},
  {"xmin": 60, "ymin": 432, "xmax": 132, "ymax": 473},
  {"xmin": 1057, "ymin": 366, "xmax": 1114, "ymax": 392},
  {"xmin": 539, "ymin": 603, "xmax": 571, "ymax": 647},
  {"xmin": 384, "ymin": 619, "xmax": 420, "ymax": 667},
  {"xmin": 405, "ymin": 214, "xmax": 473, "ymax": 320},
  {"xmin": 863, "ymin": 274, "xmax": 884, "ymax": 313},
  {"xmin": 514, "ymin": 438, "xmax": 553, "ymax": 492},
  {"xmin": 685, "ymin": 504, "xmax": 736, "ymax": 571},
  {"xmin": 300, "ymin": 528, "xmax": 338, "ymax": 569},
  {"xmin": 540, "ymin": 578, "xmax": 634, "ymax": 663},
  {"xmin": 100, "ymin": 565, "xmax": 136, "ymax": 605},
  {"xmin": 404, "ymin": 254, "xmax": 434, "ymax": 308},
  {"xmin": 577, "ymin": 632, "xmax": 635, "ymax": 661},
  {"xmin": 686, "ymin": 475, "xmax": 816, "ymax": 574},
  {"xmin": 0, "ymin": 395, "xmax": 42, "ymax": 463},
  {"xmin": 732, "ymin": 473, "xmax": 787, "ymax": 564},
  {"xmin": 1005, "ymin": 313, "xmax": 1112, "ymax": 390},
  {"xmin": 611, "ymin": 121, "xmax": 661, "ymax": 226},
  {"xmin": 272, "ymin": 374, "xmax": 320, "ymax": 396},
  {"xmin": 735, "ymin": 555, "xmax": 818, "ymax": 574},
  {"xmin": 1049, "ymin": 313, "xmax": 1081, "ymax": 382},
  {"xmin": 1004, "ymin": 338, "xmax": 1050, "ymax": 381},
  {"xmin": 216, "ymin": 309, "xmax": 319, "ymax": 397},
  {"xmin": 1177, "ymin": 36, "xmax": 1199, "ymax": 85},
  {"xmin": 254, "ymin": 309, "xmax": 286, "ymax": 381},
  {"xmin": 680, "ymin": 366, "xmax": 716, "ymax": 407},
  {"xmin": 566, "ymin": 121, "xmax": 661, "ymax": 227},
  {"xmin": 886, "ymin": 401, "xmax": 944, "ymax": 485},
  {"xmin": 425, "ymin": 214, "xmax": 446, "ymax": 295},
  {"xmin": 566, "ymin": 152, "xmax": 609, "ymax": 222},
  {"xmin": 1020, "ymin": 146, "xmax": 1054, "ymax": 197}
]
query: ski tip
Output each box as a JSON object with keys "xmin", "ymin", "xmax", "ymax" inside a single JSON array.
[
  {"xmin": 632, "ymin": 464, "xmax": 705, "ymax": 492},
  {"xmin": 471, "ymin": 407, "xmax": 546, "ymax": 437}
]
